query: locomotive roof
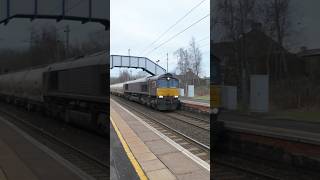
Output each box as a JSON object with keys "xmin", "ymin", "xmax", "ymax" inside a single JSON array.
[
  {"xmin": 48, "ymin": 51, "xmax": 108, "ymax": 71},
  {"xmin": 148, "ymin": 73, "xmax": 177, "ymax": 80},
  {"xmin": 110, "ymin": 82, "xmax": 124, "ymax": 88},
  {"xmin": 0, "ymin": 51, "xmax": 108, "ymax": 77},
  {"xmin": 111, "ymin": 73, "xmax": 177, "ymax": 86}
]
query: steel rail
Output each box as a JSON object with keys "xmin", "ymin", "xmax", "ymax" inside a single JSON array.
[
  {"xmin": 164, "ymin": 112, "xmax": 210, "ymax": 131},
  {"xmin": 214, "ymin": 160, "xmax": 281, "ymax": 180},
  {"xmin": 0, "ymin": 108, "xmax": 109, "ymax": 176}
]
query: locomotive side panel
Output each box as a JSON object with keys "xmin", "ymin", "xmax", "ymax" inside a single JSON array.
[
  {"xmin": 22, "ymin": 67, "xmax": 46, "ymax": 102},
  {"xmin": 111, "ymin": 73, "xmax": 180, "ymax": 111},
  {"xmin": 148, "ymin": 80, "xmax": 157, "ymax": 96},
  {"xmin": 46, "ymin": 66, "xmax": 107, "ymax": 102},
  {"xmin": 110, "ymin": 83, "xmax": 124, "ymax": 95},
  {"xmin": 0, "ymin": 73, "xmax": 15, "ymax": 97},
  {"xmin": 126, "ymin": 82, "xmax": 148, "ymax": 95},
  {"xmin": 56, "ymin": 66, "xmax": 101, "ymax": 96},
  {"xmin": 0, "ymin": 51, "xmax": 109, "ymax": 133},
  {"xmin": 0, "ymin": 68, "xmax": 45, "ymax": 103}
]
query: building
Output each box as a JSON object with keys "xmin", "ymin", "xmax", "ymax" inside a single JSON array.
[
  {"xmin": 298, "ymin": 47, "xmax": 320, "ymax": 81},
  {"xmin": 212, "ymin": 23, "xmax": 304, "ymax": 85}
]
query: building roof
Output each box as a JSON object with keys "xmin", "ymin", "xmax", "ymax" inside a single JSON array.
[
  {"xmin": 211, "ymin": 28, "xmax": 290, "ymax": 60},
  {"xmin": 298, "ymin": 48, "xmax": 320, "ymax": 57}
]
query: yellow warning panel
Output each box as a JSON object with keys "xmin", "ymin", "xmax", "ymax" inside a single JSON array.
[
  {"xmin": 110, "ymin": 116, "xmax": 148, "ymax": 180},
  {"xmin": 210, "ymin": 85, "xmax": 221, "ymax": 108}
]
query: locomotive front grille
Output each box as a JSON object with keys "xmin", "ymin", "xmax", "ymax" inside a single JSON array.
[{"xmin": 156, "ymin": 88, "xmax": 179, "ymax": 97}]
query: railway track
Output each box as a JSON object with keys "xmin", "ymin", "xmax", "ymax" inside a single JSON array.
[
  {"xmin": 0, "ymin": 107, "xmax": 109, "ymax": 180},
  {"xmin": 175, "ymin": 111, "xmax": 209, "ymax": 122},
  {"xmin": 112, "ymin": 96, "xmax": 210, "ymax": 164},
  {"xmin": 165, "ymin": 112, "xmax": 210, "ymax": 131},
  {"xmin": 213, "ymin": 160, "xmax": 279, "ymax": 180}
]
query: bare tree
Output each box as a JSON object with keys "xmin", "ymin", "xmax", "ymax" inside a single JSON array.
[
  {"xmin": 135, "ymin": 71, "xmax": 148, "ymax": 79},
  {"xmin": 175, "ymin": 48, "xmax": 191, "ymax": 76},
  {"xmin": 259, "ymin": 0, "xmax": 291, "ymax": 79},
  {"xmin": 174, "ymin": 48, "xmax": 191, "ymax": 90},
  {"xmin": 118, "ymin": 70, "xmax": 131, "ymax": 82},
  {"xmin": 80, "ymin": 29, "xmax": 108, "ymax": 55},
  {"xmin": 214, "ymin": 0, "xmax": 257, "ymax": 110},
  {"xmin": 29, "ymin": 25, "xmax": 64, "ymax": 65},
  {"xmin": 188, "ymin": 37, "xmax": 202, "ymax": 85}
]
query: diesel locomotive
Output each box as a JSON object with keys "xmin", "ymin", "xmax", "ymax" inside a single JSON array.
[
  {"xmin": 110, "ymin": 73, "xmax": 180, "ymax": 110},
  {"xmin": 0, "ymin": 51, "xmax": 108, "ymax": 131}
]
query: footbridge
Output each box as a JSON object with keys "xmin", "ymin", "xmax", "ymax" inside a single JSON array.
[
  {"xmin": 0, "ymin": 0, "xmax": 109, "ymax": 29},
  {"xmin": 110, "ymin": 55, "xmax": 166, "ymax": 76}
]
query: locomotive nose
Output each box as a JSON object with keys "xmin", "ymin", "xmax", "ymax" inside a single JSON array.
[{"xmin": 156, "ymin": 88, "xmax": 179, "ymax": 97}]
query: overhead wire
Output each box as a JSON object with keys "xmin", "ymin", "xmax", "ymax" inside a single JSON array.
[
  {"xmin": 196, "ymin": 35, "xmax": 210, "ymax": 43},
  {"xmin": 156, "ymin": 35, "xmax": 209, "ymax": 69},
  {"xmin": 144, "ymin": 13, "xmax": 210, "ymax": 56},
  {"xmin": 139, "ymin": 0, "xmax": 207, "ymax": 55}
]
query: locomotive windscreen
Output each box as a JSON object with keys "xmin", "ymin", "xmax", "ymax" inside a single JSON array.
[{"xmin": 157, "ymin": 79, "xmax": 179, "ymax": 88}]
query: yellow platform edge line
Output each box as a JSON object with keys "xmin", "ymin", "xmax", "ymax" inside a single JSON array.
[{"xmin": 110, "ymin": 116, "xmax": 148, "ymax": 180}]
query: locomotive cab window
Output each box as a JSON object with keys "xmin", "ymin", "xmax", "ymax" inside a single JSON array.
[
  {"xmin": 157, "ymin": 79, "xmax": 167, "ymax": 88},
  {"xmin": 157, "ymin": 78, "xmax": 179, "ymax": 88},
  {"xmin": 168, "ymin": 79, "xmax": 179, "ymax": 88}
]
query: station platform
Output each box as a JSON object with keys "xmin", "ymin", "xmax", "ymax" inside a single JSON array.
[
  {"xmin": 179, "ymin": 97, "xmax": 209, "ymax": 105},
  {"xmin": 179, "ymin": 97, "xmax": 209, "ymax": 114},
  {"xmin": 110, "ymin": 122, "xmax": 139, "ymax": 180},
  {"xmin": 110, "ymin": 98, "xmax": 210, "ymax": 180},
  {"xmin": 221, "ymin": 112, "xmax": 320, "ymax": 146},
  {"xmin": 0, "ymin": 115, "xmax": 92, "ymax": 180}
]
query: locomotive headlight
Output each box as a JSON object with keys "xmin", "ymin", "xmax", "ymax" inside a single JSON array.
[
  {"xmin": 211, "ymin": 108, "xmax": 219, "ymax": 114},
  {"xmin": 158, "ymin": 96, "xmax": 163, "ymax": 98},
  {"xmin": 167, "ymin": 77, "xmax": 170, "ymax": 80},
  {"xmin": 174, "ymin": 96, "xmax": 178, "ymax": 98}
]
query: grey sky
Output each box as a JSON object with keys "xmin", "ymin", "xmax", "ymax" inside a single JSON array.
[
  {"xmin": 289, "ymin": 0, "xmax": 320, "ymax": 51},
  {"xmin": 110, "ymin": 0, "xmax": 210, "ymax": 77}
]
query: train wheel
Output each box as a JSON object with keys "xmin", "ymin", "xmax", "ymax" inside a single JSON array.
[{"xmin": 151, "ymin": 103, "xmax": 156, "ymax": 109}]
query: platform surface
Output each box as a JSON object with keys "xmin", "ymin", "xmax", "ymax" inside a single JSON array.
[
  {"xmin": 0, "ymin": 115, "xmax": 91, "ymax": 180},
  {"xmin": 110, "ymin": 98, "xmax": 210, "ymax": 180},
  {"xmin": 180, "ymin": 98, "xmax": 209, "ymax": 107},
  {"xmin": 180, "ymin": 97, "xmax": 209, "ymax": 105},
  {"xmin": 220, "ymin": 111, "xmax": 320, "ymax": 145},
  {"xmin": 110, "ymin": 123, "xmax": 139, "ymax": 180}
]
